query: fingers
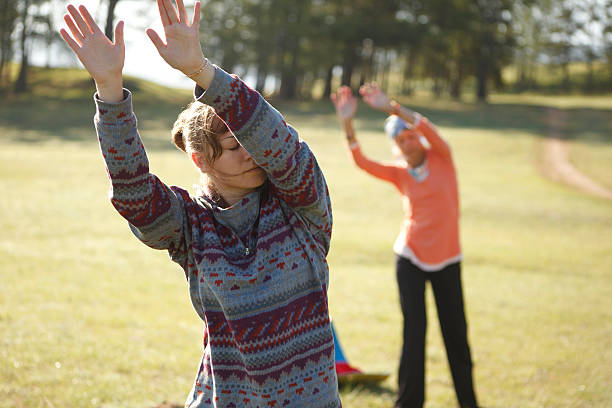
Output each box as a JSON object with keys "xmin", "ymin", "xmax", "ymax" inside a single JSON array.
[
  {"xmin": 78, "ymin": 5, "xmax": 102, "ymax": 34},
  {"xmin": 67, "ymin": 4, "xmax": 92, "ymax": 36},
  {"xmin": 146, "ymin": 28, "xmax": 166, "ymax": 53},
  {"xmin": 157, "ymin": 0, "xmax": 171, "ymax": 26},
  {"xmin": 338, "ymin": 86, "xmax": 352, "ymax": 100},
  {"xmin": 162, "ymin": 0, "xmax": 178, "ymax": 24},
  {"xmin": 59, "ymin": 28, "xmax": 80, "ymax": 53},
  {"xmin": 63, "ymin": 13, "xmax": 84, "ymax": 45},
  {"xmin": 359, "ymin": 82, "xmax": 379, "ymax": 92},
  {"xmin": 359, "ymin": 83, "xmax": 374, "ymax": 96},
  {"xmin": 176, "ymin": 0, "xmax": 188, "ymax": 22},
  {"xmin": 114, "ymin": 20, "xmax": 124, "ymax": 46},
  {"xmin": 331, "ymin": 87, "xmax": 351, "ymax": 103},
  {"xmin": 192, "ymin": 1, "xmax": 201, "ymax": 27}
]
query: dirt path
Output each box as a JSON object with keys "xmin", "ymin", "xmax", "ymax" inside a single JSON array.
[{"xmin": 542, "ymin": 107, "xmax": 612, "ymax": 200}]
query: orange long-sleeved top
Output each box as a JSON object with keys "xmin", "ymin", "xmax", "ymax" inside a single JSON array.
[{"xmin": 349, "ymin": 117, "xmax": 461, "ymax": 271}]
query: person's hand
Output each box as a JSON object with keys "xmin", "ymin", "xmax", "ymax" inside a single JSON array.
[
  {"xmin": 359, "ymin": 82, "xmax": 393, "ymax": 113},
  {"xmin": 59, "ymin": 4, "xmax": 124, "ymax": 101},
  {"xmin": 146, "ymin": 0, "xmax": 204, "ymax": 76},
  {"xmin": 330, "ymin": 86, "xmax": 357, "ymax": 125}
]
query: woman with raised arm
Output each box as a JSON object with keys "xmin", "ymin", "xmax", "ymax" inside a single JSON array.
[
  {"xmin": 331, "ymin": 84, "xmax": 478, "ymax": 408},
  {"xmin": 60, "ymin": 2, "xmax": 340, "ymax": 407}
]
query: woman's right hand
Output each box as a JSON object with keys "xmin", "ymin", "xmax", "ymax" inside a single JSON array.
[
  {"xmin": 60, "ymin": 4, "xmax": 124, "ymax": 102},
  {"xmin": 359, "ymin": 82, "xmax": 393, "ymax": 113}
]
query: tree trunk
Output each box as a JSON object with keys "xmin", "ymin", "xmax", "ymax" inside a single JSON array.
[
  {"xmin": 0, "ymin": 0, "xmax": 13, "ymax": 89},
  {"xmin": 561, "ymin": 61, "xmax": 570, "ymax": 91},
  {"xmin": 476, "ymin": 48, "xmax": 489, "ymax": 102},
  {"xmin": 105, "ymin": 0, "xmax": 120, "ymax": 41},
  {"xmin": 341, "ymin": 60, "xmax": 353, "ymax": 88},
  {"xmin": 380, "ymin": 51, "xmax": 391, "ymax": 93},
  {"xmin": 0, "ymin": 40, "xmax": 6, "ymax": 88},
  {"xmin": 14, "ymin": 0, "xmax": 30, "ymax": 93},
  {"xmin": 585, "ymin": 54, "xmax": 594, "ymax": 92},
  {"xmin": 341, "ymin": 41, "xmax": 360, "ymax": 88},
  {"xmin": 450, "ymin": 62, "xmax": 463, "ymax": 100},
  {"xmin": 401, "ymin": 49, "xmax": 415, "ymax": 95},
  {"xmin": 433, "ymin": 75, "xmax": 443, "ymax": 98},
  {"xmin": 279, "ymin": 47, "xmax": 299, "ymax": 99},
  {"xmin": 14, "ymin": 53, "xmax": 27, "ymax": 92},
  {"xmin": 255, "ymin": 66, "xmax": 267, "ymax": 94},
  {"xmin": 476, "ymin": 65, "xmax": 487, "ymax": 102},
  {"xmin": 322, "ymin": 65, "xmax": 333, "ymax": 99}
]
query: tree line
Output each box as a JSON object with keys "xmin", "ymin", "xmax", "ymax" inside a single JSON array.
[{"xmin": 1, "ymin": 0, "xmax": 611, "ymax": 101}]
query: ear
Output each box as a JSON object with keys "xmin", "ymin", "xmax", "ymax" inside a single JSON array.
[{"xmin": 191, "ymin": 151, "xmax": 210, "ymax": 173}]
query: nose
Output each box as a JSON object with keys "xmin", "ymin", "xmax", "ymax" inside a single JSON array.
[{"xmin": 240, "ymin": 145, "xmax": 253, "ymax": 161}]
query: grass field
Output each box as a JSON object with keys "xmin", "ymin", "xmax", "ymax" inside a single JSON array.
[{"xmin": 1, "ymin": 68, "xmax": 611, "ymax": 408}]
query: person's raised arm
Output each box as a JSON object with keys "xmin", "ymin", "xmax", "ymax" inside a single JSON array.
[
  {"xmin": 330, "ymin": 85, "xmax": 358, "ymax": 146},
  {"xmin": 331, "ymin": 86, "xmax": 401, "ymax": 187},
  {"xmin": 59, "ymin": 4, "xmax": 124, "ymax": 102},
  {"xmin": 360, "ymin": 82, "xmax": 452, "ymax": 161},
  {"xmin": 59, "ymin": 5, "xmax": 190, "ymax": 263}
]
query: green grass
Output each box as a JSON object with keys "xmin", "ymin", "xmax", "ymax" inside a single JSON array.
[{"xmin": 1, "ymin": 68, "xmax": 612, "ymax": 408}]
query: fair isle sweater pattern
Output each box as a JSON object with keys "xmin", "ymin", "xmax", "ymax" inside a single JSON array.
[{"xmin": 93, "ymin": 67, "xmax": 340, "ymax": 408}]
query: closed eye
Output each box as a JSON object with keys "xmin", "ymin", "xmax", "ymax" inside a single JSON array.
[{"xmin": 229, "ymin": 145, "xmax": 241, "ymax": 151}]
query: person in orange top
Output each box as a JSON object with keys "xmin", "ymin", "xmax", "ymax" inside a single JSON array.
[{"xmin": 331, "ymin": 84, "xmax": 478, "ymax": 408}]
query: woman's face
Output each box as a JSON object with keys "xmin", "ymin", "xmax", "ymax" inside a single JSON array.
[
  {"xmin": 395, "ymin": 129, "xmax": 424, "ymax": 157},
  {"xmin": 207, "ymin": 132, "xmax": 267, "ymax": 196}
]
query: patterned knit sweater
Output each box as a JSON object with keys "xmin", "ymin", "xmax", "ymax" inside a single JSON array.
[{"xmin": 93, "ymin": 67, "xmax": 341, "ymax": 408}]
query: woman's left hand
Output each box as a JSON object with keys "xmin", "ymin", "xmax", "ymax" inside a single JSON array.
[
  {"xmin": 146, "ymin": 0, "xmax": 204, "ymax": 76},
  {"xmin": 331, "ymin": 86, "xmax": 357, "ymax": 125}
]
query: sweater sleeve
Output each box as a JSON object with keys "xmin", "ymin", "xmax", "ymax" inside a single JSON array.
[
  {"xmin": 349, "ymin": 143, "xmax": 402, "ymax": 190},
  {"xmin": 416, "ymin": 116, "xmax": 452, "ymax": 162},
  {"xmin": 94, "ymin": 90, "xmax": 189, "ymax": 267},
  {"xmin": 195, "ymin": 67, "xmax": 332, "ymax": 252}
]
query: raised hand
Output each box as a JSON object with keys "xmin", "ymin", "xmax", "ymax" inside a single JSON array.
[
  {"xmin": 330, "ymin": 86, "xmax": 358, "ymax": 125},
  {"xmin": 59, "ymin": 4, "xmax": 124, "ymax": 102},
  {"xmin": 146, "ymin": 0, "xmax": 205, "ymax": 76},
  {"xmin": 359, "ymin": 82, "xmax": 393, "ymax": 113}
]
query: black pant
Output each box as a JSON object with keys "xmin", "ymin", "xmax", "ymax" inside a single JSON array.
[{"xmin": 395, "ymin": 256, "xmax": 478, "ymax": 408}]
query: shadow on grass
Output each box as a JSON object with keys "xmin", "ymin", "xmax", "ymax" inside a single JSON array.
[
  {"xmin": 151, "ymin": 401, "xmax": 182, "ymax": 408},
  {"xmin": 2, "ymin": 68, "xmax": 611, "ymax": 147},
  {"xmin": 338, "ymin": 379, "xmax": 396, "ymax": 398},
  {"xmin": 275, "ymin": 99, "xmax": 612, "ymax": 143},
  {"xmin": 0, "ymin": 93, "xmax": 193, "ymax": 150},
  {"xmin": 0, "ymin": 68, "xmax": 193, "ymax": 150}
]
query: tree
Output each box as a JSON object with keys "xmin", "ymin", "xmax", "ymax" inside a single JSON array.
[
  {"xmin": 104, "ymin": 0, "xmax": 121, "ymax": 41},
  {"xmin": 605, "ymin": 0, "xmax": 612, "ymax": 82},
  {"xmin": 511, "ymin": 0, "xmax": 545, "ymax": 91},
  {"xmin": 575, "ymin": 0, "xmax": 608, "ymax": 91},
  {"xmin": 199, "ymin": 0, "xmax": 251, "ymax": 75},
  {"xmin": 471, "ymin": 0, "xmax": 515, "ymax": 101},
  {"xmin": 244, "ymin": 0, "xmax": 275, "ymax": 93},
  {"xmin": 14, "ymin": 0, "xmax": 31, "ymax": 93},
  {"xmin": 547, "ymin": 1, "xmax": 579, "ymax": 91},
  {"xmin": 0, "ymin": 0, "xmax": 18, "ymax": 90},
  {"xmin": 13, "ymin": 0, "xmax": 52, "ymax": 93}
]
